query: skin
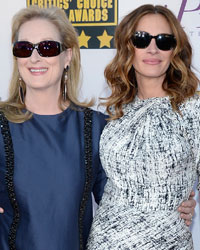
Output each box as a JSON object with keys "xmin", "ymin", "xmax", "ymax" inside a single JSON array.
[
  {"xmin": 17, "ymin": 18, "xmax": 72, "ymax": 114},
  {"xmin": 133, "ymin": 13, "xmax": 173, "ymax": 100},
  {"xmin": 132, "ymin": 13, "xmax": 196, "ymax": 225},
  {"xmin": 179, "ymin": 190, "xmax": 196, "ymax": 226},
  {"xmin": 0, "ymin": 16, "xmax": 196, "ymax": 226}
]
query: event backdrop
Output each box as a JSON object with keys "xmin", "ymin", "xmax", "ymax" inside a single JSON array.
[{"xmin": 0, "ymin": 0, "xmax": 200, "ymax": 249}]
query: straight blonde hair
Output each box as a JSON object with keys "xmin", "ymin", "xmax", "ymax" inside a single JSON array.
[{"xmin": 0, "ymin": 6, "xmax": 92, "ymax": 123}]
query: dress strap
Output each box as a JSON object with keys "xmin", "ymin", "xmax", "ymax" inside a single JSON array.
[
  {"xmin": 0, "ymin": 112, "xmax": 20, "ymax": 250},
  {"xmin": 79, "ymin": 108, "xmax": 93, "ymax": 250}
]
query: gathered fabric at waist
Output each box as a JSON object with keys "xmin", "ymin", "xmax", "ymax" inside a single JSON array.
[{"xmin": 101, "ymin": 178, "xmax": 194, "ymax": 212}]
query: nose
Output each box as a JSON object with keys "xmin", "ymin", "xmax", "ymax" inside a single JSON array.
[
  {"xmin": 30, "ymin": 48, "xmax": 41, "ymax": 62},
  {"xmin": 146, "ymin": 38, "xmax": 159, "ymax": 54}
]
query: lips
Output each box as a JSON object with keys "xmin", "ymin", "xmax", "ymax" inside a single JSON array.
[{"xmin": 143, "ymin": 59, "xmax": 161, "ymax": 65}]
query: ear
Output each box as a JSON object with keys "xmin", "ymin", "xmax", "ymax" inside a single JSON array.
[{"xmin": 64, "ymin": 48, "xmax": 72, "ymax": 68}]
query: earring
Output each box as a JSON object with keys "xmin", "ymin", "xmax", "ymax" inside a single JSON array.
[
  {"xmin": 64, "ymin": 65, "xmax": 69, "ymax": 80},
  {"xmin": 62, "ymin": 66, "xmax": 69, "ymax": 101},
  {"xmin": 19, "ymin": 77, "xmax": 25, "ymax": 104}
]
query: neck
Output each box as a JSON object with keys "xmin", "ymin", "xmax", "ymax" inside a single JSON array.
[
  {"xmin": 24, "ymin": 88, "xmax": 68, "ymax": 115},
  {"xmin": 137, "ymin": 77, "xmax": 167, "ymax": 100}
]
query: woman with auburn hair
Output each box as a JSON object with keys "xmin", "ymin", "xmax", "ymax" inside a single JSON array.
[
  {"xmin": 87, "ymin": 4, "xmax": 199, "ymax": 250},
  {"xmin": 0, "ymin": 6, "xmax": 107, "ymax": 250}
]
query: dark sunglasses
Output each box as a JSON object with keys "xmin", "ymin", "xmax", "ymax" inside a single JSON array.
[
  {"xmin": 131, "ymin": 31, "xmax": 176, "ymax": 51},
  {"xmin": 13, "ymin": 40, "xmax": 66, "ymax": 58}
]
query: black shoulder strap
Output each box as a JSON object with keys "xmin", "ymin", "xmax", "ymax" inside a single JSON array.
[
  {"xmin": 0, "ymin": 112, "xmax": 19, "ymax": 250},
  {"xmin": 79, "ymin": 108, "xmax": 93, "ymax": 250}
]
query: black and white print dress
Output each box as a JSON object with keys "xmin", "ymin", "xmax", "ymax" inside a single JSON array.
[{"xmin": 87, "ymin": 95, "xmax": 200, "ymax": 250}]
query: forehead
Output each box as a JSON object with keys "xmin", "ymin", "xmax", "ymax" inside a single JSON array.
[
  {"xmin": 18, "ymin": 18, "xmax": 61, "ymax": 42},
  {"xmin": 136, "ymin": 14, "xmax": 172, "ymax": 35}
]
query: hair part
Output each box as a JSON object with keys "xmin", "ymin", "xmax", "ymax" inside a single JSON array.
[
  {"xmin": 103, "ymin": 4, "xmax": 199, "ymax": 120},
  {"xmin": 1, "ymin": 5, "xmax": 92, "ymax": 123}
]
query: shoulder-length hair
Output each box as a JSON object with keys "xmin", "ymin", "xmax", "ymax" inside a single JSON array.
[
  {"xmin": 0, "ymin": 6, "xmax": 91, "ymax": 123},
  {"xmin": 103, "ymin": 4, "xmax": 199, "ymax": 120}
]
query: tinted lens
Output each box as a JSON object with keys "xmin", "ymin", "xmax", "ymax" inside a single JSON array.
[
  {"xmin": 13, "ymin": 41, "xmax": 33, "ymax": 58},
  {"xmin": 13, "ymin": 40, "xmax": 64, "ymax": 58},
  {"xmin": 131, "ymin": 32, "xmax": 176, "ymax": 51},
  {"xmin": 156, "ymin": 34, "xmax": 176, "ymax": 51},
  {"xmin": 131, "ymin": 32, "xmax": 151, "ymax": 48},
  {"xmin": 38, "ymin": 41, "xmax": 61, "ymax": 57}
]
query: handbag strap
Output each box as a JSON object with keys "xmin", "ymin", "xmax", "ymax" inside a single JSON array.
[
  {"xmin": 79, "ymin": 108, "xmax": 93, "ymax": 250},
  {"xmin": 0, "ymin": 112, "xmax": 19, "ymax": 250}
]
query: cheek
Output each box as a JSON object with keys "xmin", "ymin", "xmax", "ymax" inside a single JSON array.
[
  {"xmin": 17, "ymin": 58, "xmax": 24, "ymax": 69},
  {"xmin": 17, "ymin": 58, "xmax": 28, "ymax": 76},
  {"xmin": 163, "ymin": 51, "xmax": 173, "ymax": 64},
  {"xmin": 47, "ymin": 56, "xmax": 65, "ymax": 69},
  {"xmin": 132, "ymin": 50, "xmax": 143, "ymax": 66},
  {"xmin": 47, "ymin": 57, "xmax": 65, "ymax": 78}
]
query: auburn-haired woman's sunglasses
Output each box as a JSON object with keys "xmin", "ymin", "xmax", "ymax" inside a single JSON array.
[
  {"xmin": 13, "ymin": 40, "xmax": 66, "ymax": 58},
  {"xmin": 131, "ymin": 31, "xmax": 176, "ymax": 51}
]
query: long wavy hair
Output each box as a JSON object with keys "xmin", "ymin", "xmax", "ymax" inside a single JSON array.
[
  {"xmin": 103, "ymin": 4, "xmax": 199, "ymax": 120},
  {"xmin": 0, "ymin": 6, "xmax": 91, "ymax": 123}
]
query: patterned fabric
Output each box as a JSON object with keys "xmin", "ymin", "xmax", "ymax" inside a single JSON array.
[{"xmin": 87, "ymin": 95, "xmax": 200, "ymax": 250}]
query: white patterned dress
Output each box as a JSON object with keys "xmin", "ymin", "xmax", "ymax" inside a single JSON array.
[{"xmin": 87, "ymin": 95, "xmax": 200, "ymax": 250}]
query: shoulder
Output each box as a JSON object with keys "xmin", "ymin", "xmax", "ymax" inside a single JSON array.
[
  {"xmin": 87, "ymin": 109, "xmax": 108, "ymax": 136},
  {"xmin": 82, "ymin": 108, "xmax": 108, "ymax": 140},
  {"xmin": 91, "ymin": 109, "xmax": 108, "ymax": 126},
  {"xmin": 180, "ymin": 94, "xmax": 200, "ymax": 130},
  {"xmin": 70, "ymin": 104, "xmax": 108, "ymax": 128},
  {"xmin": 181, "ymin": 94, "xmax": 200, "ymax": 115},
  {"xmin": 0, "ymin": 111, "xmax": 11, "ymax": 146},
  {"xmin": 0, "ymin": 110, "xmax": 8, "ymax": 128}
]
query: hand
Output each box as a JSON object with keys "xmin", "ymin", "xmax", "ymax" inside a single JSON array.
[
  {"xmin": 0, "ymin": 207, "xmax": 4, "ymax": 213},
  {"xmin": 178, "ymin": 190, "xmax": 196, "ymax": 226}
]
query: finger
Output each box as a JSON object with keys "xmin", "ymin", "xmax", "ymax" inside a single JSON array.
[
  {"xmin": 179, "ymin": 207, "xmax": 194, "ymax": 215},
  {"xmin": 185, "ymin": 220, "xmax": 192, "ymax": 227},
  {"xmin": 0, "ymin": 207, "xmax": 4, "ymax": 213},
  {"xmin": 178, "ymin": 203, "xmax": 195, "ymax": 213},
  {"xmin": 188, "ymin": 190, "xmax": 195, "ymax": 198},
  {"xmin": 181, "ymin": 199, "xmax": 196, "ymax": 208},
  {"xmin": 180, "ymin": 212, "xmax": 193, "ymax": 221}
]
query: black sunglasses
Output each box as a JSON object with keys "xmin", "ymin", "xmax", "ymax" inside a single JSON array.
[
  {"xmin": 13, "ymin": 40, "xmax": 66, "ymax": 58},
  {"xmin": 131, "ymin": 31, "xmax": 176, "ymax": 51}
]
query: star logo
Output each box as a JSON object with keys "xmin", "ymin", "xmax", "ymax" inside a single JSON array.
[
  {"xmin": 97, "ymin": 30, "xmax": 113, "ymax": 48},
  {"xmin": 78, "ymin": 30, "xmax": 91, "ymax": 48}
]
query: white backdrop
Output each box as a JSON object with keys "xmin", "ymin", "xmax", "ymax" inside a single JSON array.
[{"xmin": 0, "ymin": 0, "xmax": 200, "ymax": 249}]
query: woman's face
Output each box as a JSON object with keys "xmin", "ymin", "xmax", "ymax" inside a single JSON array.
[
  {"xmin": 16, "ymin": 18, "xmax": 71, "ymax": 94},
  {"xmin": 132, "ymin": 14, "xmax": 174, "ymax": 83}
]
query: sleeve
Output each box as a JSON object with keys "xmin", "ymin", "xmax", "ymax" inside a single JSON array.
[
  {"xmin": 193, "ymin": 95, "xmax": 200, "ymax": 191},
  {"xmin": 197, "ymin": 143, "xmax": 200, "ymax": 191},
  {"xmin": 183, "ymin": 94, "xmax": 200, "ymax": 191},
  {"xmin": 91, "ymin": 110, "xmax": 108, "ymax": 204},
  {"xmin": 197, "ymin": 129, "xmax": 200, "ymax": 191},
  {"xmin": 93, "ymin": 163, "xmax": 107, "ymax": 204}
]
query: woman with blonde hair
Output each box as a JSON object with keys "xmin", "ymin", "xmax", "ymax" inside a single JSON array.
[
  {"xmin": 0, "ymin": 6, "xmax": 107, "ymax": 250},
  {"xmin": 87, "ymin": 4, "xmax": 200, "ymax": 250}
]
